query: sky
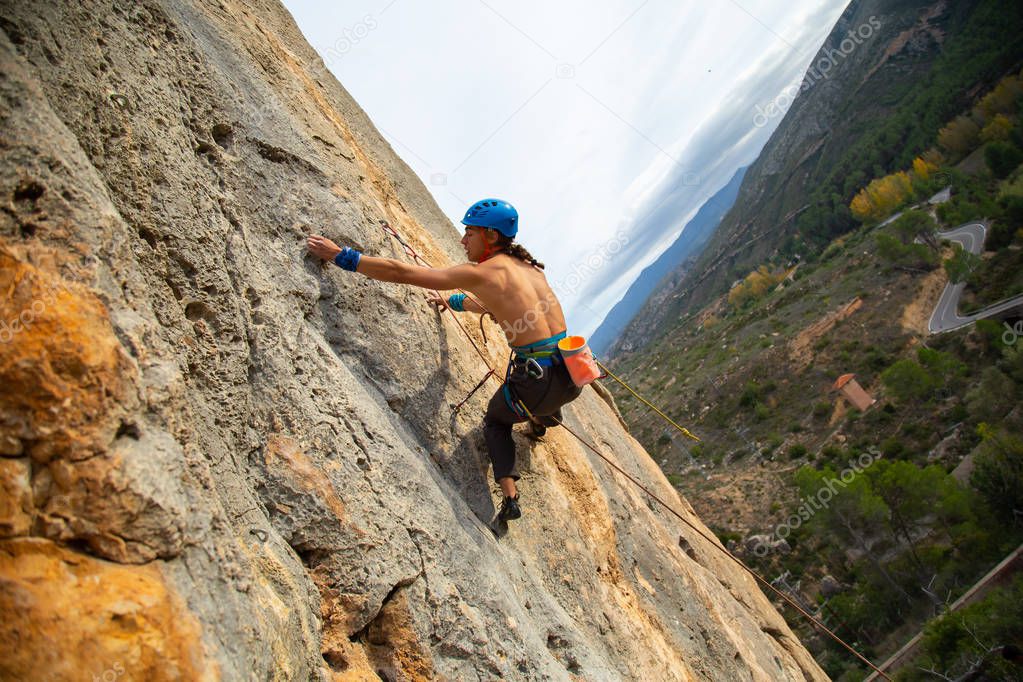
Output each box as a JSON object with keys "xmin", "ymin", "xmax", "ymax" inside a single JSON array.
[{"xmin": 283, "ymin": 0, "xmax": 851, "ymax": 336}]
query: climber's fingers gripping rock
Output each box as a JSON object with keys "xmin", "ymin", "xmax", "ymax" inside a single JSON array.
[
  {"xmin": 306, "ymin": 234, "xmax": 343, "ymax": 261},
  {"xmin": 426, "ymin": 294, "xmax": 450, "ymax": 312}
]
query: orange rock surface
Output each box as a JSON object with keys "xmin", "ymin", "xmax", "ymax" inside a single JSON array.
[{"xmin": 0, "ymin": 537, "xmax": 215, "ymax": 681}]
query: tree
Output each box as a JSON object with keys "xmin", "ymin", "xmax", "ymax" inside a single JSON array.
[
  {"xmin": 977, "ymin": 74, "xmax": 1023, "ymax": 120},
  {"xmin": 875, "ymin": 233, "xmax": 939, "ymax": 271},
  {"xmin": 970, "ymin": 425, "xmax": 1023, "ymax": 526},
  {"xmin": 943, "ymin": 242, "xmax": 983, "ymax": 284},
  {"xmin": 965, "ymin": 367, "xmax": 1017, "ymax": 424},
  {"xmin": 910, "ymin": 576, "xmax": 1023, "ymax": 682},
  {"xmin": 867, "ymin": 460, "xmax": 974, "ymax": 595},
  {"xmin": 912, "ymin": 157, "xmax": 938, "ymax": 181},
  {"xmin": 868, "ymin": 461, "xmax": 937, "ymax": 576},
  {"xmin": 850, "ymin": 171, "xmax": 915, "ymax": 222},
  {"xmin": 795, "ymin": 465, "xmax": 914, "ymax": 608},
  {"xmin": 937, "ymin": 116, "xmax": 981, "ymax": 156},
  {"xmin": 891, "ymin": 209, "xmax": 938, "ymax": 250},
  {"xmin": 985, "ymin": 141, "xmax": 1023, "ymax": 179},
  {"xmin": 881, "ymin": 359, "xmax": 939, "ymax": 403},
  {"xmin": 728, "ymin": 265, "xmax": 784, "ymax": 308},
  {"xmin": 980, "ymin": 113, "xmax": 1014, "ymax": 142},
  {"xmin": 986, "ymin": 196, "xmax": 1023, "ymax": 250},
  {"xmin": 916, "ymin": 347, "xmax": 967, "ymax": 397}
]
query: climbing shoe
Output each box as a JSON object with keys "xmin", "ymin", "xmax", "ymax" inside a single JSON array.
[{"xmin": 498, "ymin": 494, "xmax": 521, "ymax": 522}]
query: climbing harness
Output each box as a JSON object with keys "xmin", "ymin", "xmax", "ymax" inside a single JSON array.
[
  {"xmin": 378, "ymin": 219, "xmax": 888, "ymax": 678},
  {"xmin": 501, "ymin": 332, "xmax": 569, "ymax": 417}
]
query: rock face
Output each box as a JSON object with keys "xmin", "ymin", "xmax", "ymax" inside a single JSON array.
[{"xmin": 0, "ymin": 2, "xmax": 825, "ymax": 680}]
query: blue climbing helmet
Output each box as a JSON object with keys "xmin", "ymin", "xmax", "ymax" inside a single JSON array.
[{"xmin": 461, "ymin": 198, "xmax": 518, "ymax": 238}]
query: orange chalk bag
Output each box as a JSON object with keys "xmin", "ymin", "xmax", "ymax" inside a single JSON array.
[{"xmin": 557, "ymin": 335, "xmax": 602, "ymax": 386}]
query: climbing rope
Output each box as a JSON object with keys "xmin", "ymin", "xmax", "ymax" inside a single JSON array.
[
  {"xmin": 450, "ymin": 368, "xmax": 496, "ymax": 414},
  {"xmin": 596, "ymin": 360, "xmax": 700, "ymax": 442},
  {"xmin": 515, "ymin": 399, "xmax": 890, "ymax": 680},
  {"xmin": 379, "ymin": 220, "xmax": 496, "ymax": 374},
  {"xmin": 376, "ymin": 220, "xmax": 888, "ymax": 677}
]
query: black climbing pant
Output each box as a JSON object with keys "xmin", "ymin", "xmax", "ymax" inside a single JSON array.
[{"xmin": 483, "ymin": 359, "xmax": 583, "ymax": 482}]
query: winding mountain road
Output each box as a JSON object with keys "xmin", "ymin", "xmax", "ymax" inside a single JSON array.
[{"xmin": 928, "ymin": 221, "xmax": 1023, "ymax": 333}]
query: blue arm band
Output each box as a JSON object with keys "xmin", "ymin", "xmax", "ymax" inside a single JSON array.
[
  {"xmin": 447, "ymin": 293, "xmax": 467, "ymax": 312},
  {"xmin": 333, "ymin": 246, "xmax": 362, "ymax": 272}
]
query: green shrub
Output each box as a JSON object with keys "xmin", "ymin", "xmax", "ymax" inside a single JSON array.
[
  {"xmin": 907, "ymin": 576, "xmax": 1023, "ymax": 681},
  {"xmin": 970, "ymin": 426, "xmax": 1023, "ymax": 525},
  {"xmin": 881, "ymin": 437, "xmax": 907, "ymax": 459},
  {"xmin": 985, "ymin": 140, "xmax": 1023, "ymax": 178},
  {"xmin": 739, "ymin": 382, "xmax": 762, "ymax": 407}
]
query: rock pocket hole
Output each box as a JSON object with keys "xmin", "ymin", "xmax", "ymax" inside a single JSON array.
[
  {"xmin": 245, "ymin": 287, "xmax": 261, "ymax": 308},
  {"xmin": 211, "ymin": 123, "xmax": 233, "ymax": 148},
  {"xmin": 13, "ymin": 180, "xmax": 44, "ymax": 202},
  {"xmin": 322, "ymin": 652, "xmax": 348, "ymax": 672},
  {"xmin": 109, "ymin": 93, "xmax": 129, "ymax": 109},
  {"xmin": 116, "ymin": 421, "xmax": 141, "ymax": 440},
  {"xmin": 19, "ymin": 223, "xmax": 38, "ymax": 238},
  {"xmin": 185, "ymin": 301, "xmax": 215, "ymax": 323},
  {"xmin": 546, "ymin": 633, "xmax": 568, "ymax": 650},
  {"xmin": 138, "ymin": 227, "xmax": 159, "ymax": 247}
]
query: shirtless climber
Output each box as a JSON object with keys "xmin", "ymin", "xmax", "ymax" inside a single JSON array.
[{"xmin": 306, "ymin": 199, "xmax": 582, "ymax": 522}]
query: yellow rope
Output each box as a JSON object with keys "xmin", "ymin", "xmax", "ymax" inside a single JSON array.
[
  {"xmin": 596, "ymin": 360, "xmax": 701, "ymax": 442},
  {"xmin": 516, "ymin": 398, "xmax": 890, "ymax": 680}
]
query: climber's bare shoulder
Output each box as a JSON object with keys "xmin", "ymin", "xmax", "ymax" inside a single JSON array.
[{"xmin": 471, "ymin": 255, "xmax": 567, "ymax": 345}]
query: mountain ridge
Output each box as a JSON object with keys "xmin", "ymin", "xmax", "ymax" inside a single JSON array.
[
  {"xmin": 612, "ymin": 0, "xmax": 1023, "ymax": 356},
  {"xmin": 593, "ymin": 165, "xmax": 747, "ymax": 357}
]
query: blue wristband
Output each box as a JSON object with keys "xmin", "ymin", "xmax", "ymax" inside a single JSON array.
[
  {"xmin": 447, "ymin": 293, "xmax": 467, "ymax": 312},
  {"xmin": 333, "ymin": 246, "xmax": 362, "ymax": 272}
]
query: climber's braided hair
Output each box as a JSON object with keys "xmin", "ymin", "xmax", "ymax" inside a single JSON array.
[{"xmin": 493, "ymin": 232, "xmax": 545, "ymax": 270}]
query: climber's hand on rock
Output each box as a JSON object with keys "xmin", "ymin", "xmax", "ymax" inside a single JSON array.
[
  {"xmin": 426, "ymin": 294, "xmax": 448, "ymax": 311},
  {"xmin": 306, "ymin": 235, "xmax": 342, "ymax": 261}
]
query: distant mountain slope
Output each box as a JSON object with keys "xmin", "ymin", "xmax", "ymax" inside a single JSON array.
[
  {"xmin": 591, "ymin": 166, "xmax": 747, "ymax": 356},
  {"xmin": 615, "ymin": 0, "xmax": 1023, "ymax": 355}
]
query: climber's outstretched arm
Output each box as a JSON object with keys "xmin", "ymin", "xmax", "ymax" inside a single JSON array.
[
  {"xmin": 357, "ymin": 256, "xmax": 483, "ymax": 291},
  {"xmin": 306, "ymin": 234, "xmax": 483, "ymax": 292}
]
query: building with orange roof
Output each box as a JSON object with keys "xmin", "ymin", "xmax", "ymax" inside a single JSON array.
[{"xmin": 832, "ymin": 373, "xmax": 876, "ymax": 412}]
